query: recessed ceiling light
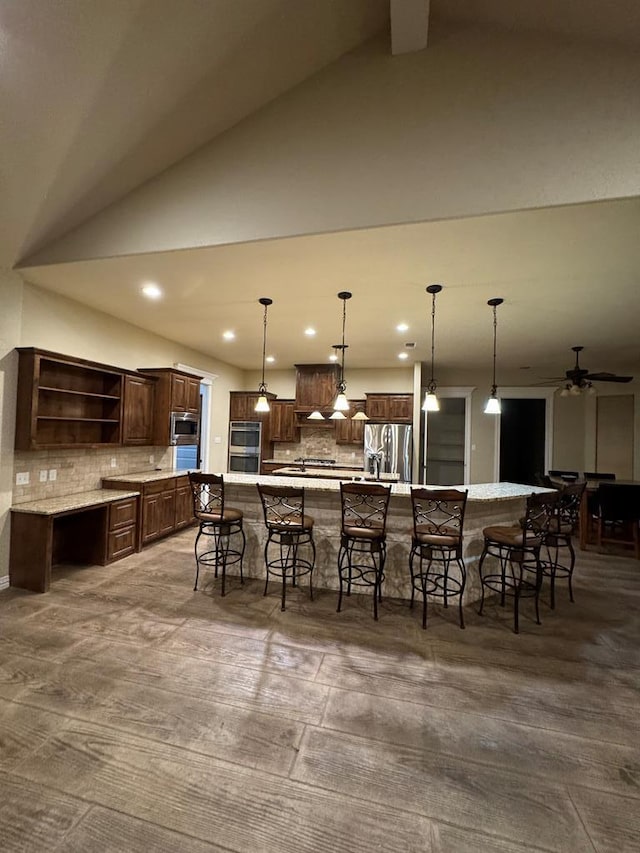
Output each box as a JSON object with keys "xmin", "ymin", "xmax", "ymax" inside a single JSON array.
[
  {"xmin": 142, "ymin": 283, "xmax": 162, "ymax": 300},
  {"xmin": 304, "ymin": 328, "xmax": 316, "ymax": 337},
  {"xmin": 222, "ymin": 330, "xmax": 235, "ymax": 341},
  {"xmin": 329, "ymin": 354, "xmax": 338, "ymax": 362},
  {"xmin": 396, "ymin": 323, "xmax": 409, "ymax": 332},
  {"xmin": 266, "ymin": 356, "xmax": 275, "ymax": 363},
  {"xmin": 398, "ymin": 352, "xmax": 409, "ymax": 360}
]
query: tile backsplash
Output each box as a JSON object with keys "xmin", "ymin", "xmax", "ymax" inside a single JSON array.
[
  {"xmin": 272, "ymin": 428, "xmax": 364, "ymax": 467},
  {"xmin": 12, "ymin": 446, "xmax": 173, "ymax": 504}
]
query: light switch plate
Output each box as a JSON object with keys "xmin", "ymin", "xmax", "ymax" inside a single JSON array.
[
  {"xmin": 110, "ymin": 457, "xmax": 117, "ymax": 468},
  {"xmin": 48, "ymin": 469, "xmax": 57, "ymax": 481},
  {"xmin": 39, "ymin": 470, "xmax": 48, "ymax": 482},
  {"xmin": 16, "ymin": 472, "xmax": 29, "ymax": 486}
]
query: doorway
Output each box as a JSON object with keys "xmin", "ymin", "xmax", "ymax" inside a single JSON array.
[
  {"xmin": 424, "ymin": 397, "xmax": 466, "ymax": 485},
  {"xmin": 499, "ymin": 398, "xmax": 546, "ymax": 486}
]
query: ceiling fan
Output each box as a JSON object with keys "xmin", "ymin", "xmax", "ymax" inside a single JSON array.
[{"xmin": 547, "ymin": 346, "xmax": 633, "ymax": 396}]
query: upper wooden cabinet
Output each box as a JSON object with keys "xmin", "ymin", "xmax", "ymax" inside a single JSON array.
[
  {"xmin": 366, "ymin": 393, "xmax": 413, "ymax": 423},
  {"xmin": 294, "ymin": 364, "xmax": 340, "ymax": 415},
  {"xmin": 335, "ymin": 400, "xmax": 366, "ymax": 445},
  {"xmin": 269, "ymin": 400, "xmax": 299, "ymax": 443},
  {"xmin": 139, "ymin": 368, "xmax": 202, "ymax": 445},
  {"xmin": 229, "ymin": 391, "xmax": 274, "ymax": 422},
  {"xmin": 15, "ymin": 348, "xmax": 123, "ymax": 450},
  {"xmin": 122, "ymin": 374, "xmax": 156, "ymax": 446}
]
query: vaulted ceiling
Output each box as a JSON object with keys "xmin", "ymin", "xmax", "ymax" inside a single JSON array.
[{"xmin": 3, "ymin": 1, "xmax": 640, "ymax": 380}]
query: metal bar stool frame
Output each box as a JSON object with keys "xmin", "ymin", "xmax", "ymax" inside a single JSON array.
[
  {"xmin": 478, "ymin": 491, "xmax": 559, "ymax": 634},
  {"xmin": 337, "ymin": 482, "xmax": 391, "ymax": 621},
  {"xmin": 189, "ymin": 473, "xmax": 245, "ymax": 596},
  {"xmin": 257, "ymin": 484, "xmax": 315, "ymax": 611},
  {"xmin": 542, "ymin": 481, "xmax": 586, "ymax": 608},
  {"xmin": 409, "ymin": 488, "xmax": 468, "ymax": 629}
]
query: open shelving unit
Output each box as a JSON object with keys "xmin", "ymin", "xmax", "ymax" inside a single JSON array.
[{"xmin": 16, "ymin": 349, "xmax": 124, "ymax": 449}]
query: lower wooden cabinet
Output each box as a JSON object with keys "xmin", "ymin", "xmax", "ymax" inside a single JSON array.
[
  {"xmin": 107, "ymin": 497, "xmax": 138, "ymax": 562},
  {"xmin": 104, "ymin": 474, "xmax": 195, "ymax": 548}
]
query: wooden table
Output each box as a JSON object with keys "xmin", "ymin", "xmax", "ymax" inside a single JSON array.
[{"xmin": 579, "ymin": 480, "xmax": 640, "ymax": 550}]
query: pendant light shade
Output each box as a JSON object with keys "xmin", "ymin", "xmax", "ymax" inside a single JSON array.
[
  {"xmin": 255, "ymin": 297, "xmax": 273, "ymax": 413},
  {"xmin": 333, "ymin": 291, "xmax": 352, "ymax": 412},
  {"xmin": 351, "ymin": 410, "xmax": 369, "ymax": 421},
  {"xmin": 307, "ymin": 410, "xmax": 325, "ymax": 420},
  {"xmin": 484, "ymin": 297, "xmax": 504, "ymax": 415},
  {"xmin": 422, "ymin": 284, "xmax": 442, "ymax": 413}
]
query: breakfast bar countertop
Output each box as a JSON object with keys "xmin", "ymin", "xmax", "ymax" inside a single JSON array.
[{"xmin": 271, "ymin": 466, "xmax": 400, "ymax": 482}]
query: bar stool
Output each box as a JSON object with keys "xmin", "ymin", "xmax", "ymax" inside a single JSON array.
[
  {"xmin": 478, "ymin": 491, "xmax": 558, "ymax": 633},
  {"xmin": 337, "ymin": 482, "xmax": 391, "ymax": 621},
  {"xmin": 189, "ymin": 473, "xmax": 245, "ymax": 595},
  {"xmin": 409, "ymin": 488, "xmax": 468, "ymax": 629},
  {"xmin": 257, "ymin": 484, "xmax": 315, "ymax": 611},
  {"xmin": 542, "ymin": 481, "xmax": 586, "ymax": 607}
]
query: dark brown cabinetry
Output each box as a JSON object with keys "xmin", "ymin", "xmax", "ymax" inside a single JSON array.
[
  {"xmin": 229, "ymin": 391, "xmax": 275, "ymax": 422},
  {"xmin": 15, "ymin": 348, "xmax": 123, "ymax": 450},
  {"xmin": 269, "ymin": 400, "xmax": 299, "ymax": 443},
  {"xmin": 122, "ymin": 374, "xmax": 156, "ymax": 446},
  {"xmin": 103, "ymin": 474, "xmax": 195, "ymax": 548},
  {"xmin": 335, "ymin": 400, "xmax": 367, "ymax": 444},
  {"xmin": 294, "ymin": 364, "xmax": 340, "ymax": 417},
  {"xmin": 366, "ymin": 393, "xmax": 413, "ymax": 423},
  {"xmin": 107, "ymin": 497, "xmax": 138, "ymax": 562},
  {"xmin": 138, "ymin": 368, "xmax": 202, "ymax": 445}
]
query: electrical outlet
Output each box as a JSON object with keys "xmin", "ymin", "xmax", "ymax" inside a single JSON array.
[
  {"xmin": 39, "ymin": 470, "xmax": 48, "ymax": 483},
  {"xmin": 214, "ymin": 435, "xmax": 221, "ymax": 444},
  {"xmin": 148, "ymin": 455, "xmax": 154, "ymax": 464},
  {"xmin": 48, "ymin": 469, "xmax": 57, "ymax": 481},
  {"xmin": 110, "ymin": 457, "xmax": 117, "ymax": 468},
  {"xmin": 285, "ymin": 449, "xmax": 290, "ymax": 455},
  {"xmin": 16, "ymin": 472, "xmax": 29, "ymax": 486}
]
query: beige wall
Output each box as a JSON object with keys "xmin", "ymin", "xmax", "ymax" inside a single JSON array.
[
  {"xmin": 0, "ymin": 270, "xmax": 23, "ymax": 583},
  {"xmin": 29, "ymin": 24, "xmax": 640, "ymax": 265}
]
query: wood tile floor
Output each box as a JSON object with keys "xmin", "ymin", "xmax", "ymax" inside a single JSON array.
[{"xmin": 1, "ymin": 531, "xmax": 639, "ymax": 852}]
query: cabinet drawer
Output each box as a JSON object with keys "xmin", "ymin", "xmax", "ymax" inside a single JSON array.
[
  {"xmin": 175, "ymin": 475, "xmax": 190, "ymax": 489},
  {"xmin": 145, "ymin": 478, "xmax": 176, "ymax": 496},
  {"xmin": 109, "ymin": 498, "xmax": 137, "ymax": 531},
  {"xmin": 107, "ymin": 526, "xmax": 136, "ymax": 561}
]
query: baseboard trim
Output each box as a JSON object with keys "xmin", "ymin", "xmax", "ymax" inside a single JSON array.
[{"xmin": 0, "ymin": 575, "xmax": 10, "ymax": 591}]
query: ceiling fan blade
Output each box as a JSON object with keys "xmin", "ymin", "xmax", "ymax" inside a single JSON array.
[{"xmin": 585, "ymin": 373, "xmax": 633, "ymax": 383}]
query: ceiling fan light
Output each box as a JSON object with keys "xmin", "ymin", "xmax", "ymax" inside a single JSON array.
[
  {"xmin": 569, "ymin": 383, "xmax": 582, "ymax": 397},
  {"xmin": 484, "ymin": 394, "xmax": 501, "ymax": 415},
  {"xmin": 560, "ymin": 386, "xmax": 570, "ymax": 398},
  {"xmin": 422, "ymin": 391, "xmax": 440, "ymax": 412},
  {"xmin": 307, "ymin": 410, "xmax": 325, "ymax": 420},
  {"xmin": 586, "ymin": 383, "xmax": 597, "ymax": 396}
]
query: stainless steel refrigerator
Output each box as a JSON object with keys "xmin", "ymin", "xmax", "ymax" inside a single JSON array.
[{"xmin": 364, "ymin": 423, "xmax": 413, "ymax": 483}]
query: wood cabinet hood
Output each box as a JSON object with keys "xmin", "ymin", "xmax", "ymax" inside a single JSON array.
[{"xmin": 294, "ymin": 364, "xmax": 340, "ymax": 414}]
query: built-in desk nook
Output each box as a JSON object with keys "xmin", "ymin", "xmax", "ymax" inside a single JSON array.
[{"xmin": 10, "ymin": 490, "xmax": 139, "ymax": 593}]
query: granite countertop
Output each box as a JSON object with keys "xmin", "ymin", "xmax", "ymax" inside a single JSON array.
[
  {"xmin": 102, "ymin": 468, "xmax": 197, "ymax": 484},
  {"xmin": 272, "ymin": 466, "xmax": 400, "ymax": 482},
  {"xmin": 224, "ymin": 473, "xmax": 552, "ymax": 501},
  {"xmin": 11, "ymin": 489, "xmax": 140, "ymax": 516},
  {"xmin": 263, "ymin": 459, "xmax": 362, "ymax": 471}
]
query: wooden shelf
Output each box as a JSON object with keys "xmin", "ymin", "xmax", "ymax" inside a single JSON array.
[
  {"xmin": 36, "ymin": 416, "xmax": 120, "ymax": 423},
  {"xmin": 38, "ymin": 386, "xmax": 121, "ymax": 400}
]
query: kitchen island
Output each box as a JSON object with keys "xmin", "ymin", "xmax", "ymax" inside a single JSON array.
[
  {"xmin": 216, "ymin": 474, "xmax": 550, "ymax": 605},
  {"xmin": 271, "ymin": 466, "xmax": 400, "ymax": 482}
]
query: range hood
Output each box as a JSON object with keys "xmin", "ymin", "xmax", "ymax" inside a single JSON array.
[{"xmin": 294, "ymin": 363, "xmax": 340, "ymax": 420}]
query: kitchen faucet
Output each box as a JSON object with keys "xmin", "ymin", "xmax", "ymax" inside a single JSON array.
[{"xmin": 368, "ymin": 451, "xmax": 382, "ymax": 480}]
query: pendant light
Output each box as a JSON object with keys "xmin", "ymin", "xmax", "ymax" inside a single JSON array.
[
  {"xmin": 422, "ymin": 284, "xmax": 443, "ymax": 412},
  {"xmin": 254, "ymin": 297, "xmax": 273, "ymax": 413},
  {"xmin": 484, "ymin": 297, "xmax": 504, "ymax": 415},
  {"xmin": 332, "ymin": 291, "xmax": 352, "ymax": 414}
]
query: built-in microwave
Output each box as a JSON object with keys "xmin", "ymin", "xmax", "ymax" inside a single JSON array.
[{"xmin": 170, "ymin": 411, "xmax": 200, "ymax": 445}]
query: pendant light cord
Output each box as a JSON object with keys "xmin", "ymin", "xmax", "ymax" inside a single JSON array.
[
  {"xmin": 491, "ymin": 302, "xmax": 497, "ymax": 392},
  {"xmin": 430, "ymin": 290, "xmax": 436, "ymax": 386},
  {"xmin": 340, "ymin": 296, "xmax": 346, "ymax": 387},
  {"xmin": 257, "ymin": 297, "xmax": 272, "ymax": 394}
]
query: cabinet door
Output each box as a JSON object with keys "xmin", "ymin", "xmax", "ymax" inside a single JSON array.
[
  {"xmin": 366, "ymin": 395, "xmax": 390, "ymax": 422},
  {"xmin": 186, "ymin": 378, "xmax": 201, "ymax": 414},
  {"xmin": 142, "ymin": 493, "xmax": 161, "ymax": 543},
  {"xmin": 175, "ymin": 484, "xmax": 194, "ymax": 528},
  {"xmin": 269, "ymin": 400, "xmax": 297, "ymax": 442},
  {"xmin": 171, "ymin": 375, "xmax": 187, "ymax": 411},
  {"xmin": 389, "ymin": 395, "xmax": 413, "ymax": 423},
  {"xmin": 159, "ymin": 491, "xmax": 176, "ymax": 535},
  {"xmin": 122, "ymin": 375, "xmax": 155, "ymax": 445},
  {"xmin": 295, "ymin": 365, "xmax": 339, "ymax": 410},
  {"xmin": 335, "ymin": 400, "xmax": 366, "ymax": 444},
  {"xmin": 229, "ymin": 393, "xmax": 249, "ymax": 421}
]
